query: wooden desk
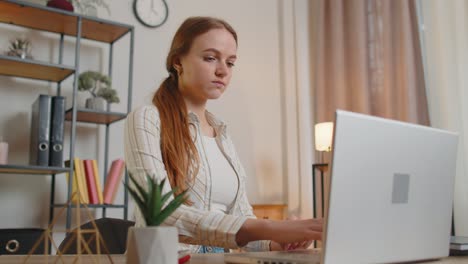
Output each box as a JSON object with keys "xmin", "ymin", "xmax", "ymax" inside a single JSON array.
[
  {"xmin": 252, "ymin": 204, "xmax": 287, "ymax": 220},
  {"xmin": 0, "ymin": 254, "xmax": 467, "ymax": 263}
]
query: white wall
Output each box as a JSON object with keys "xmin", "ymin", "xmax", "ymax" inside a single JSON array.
[
  {"xmin": 0, "ymin": 0, "xmax": 312, "ymax": 230},
  {"xmin": 419, "ymin": 0, "xmax": 468, "ymax": 235}
]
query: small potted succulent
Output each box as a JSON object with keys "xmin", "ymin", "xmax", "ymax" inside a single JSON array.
[
  {"xmin": 125, "ymin": 174, "xmax": 187, "ymax": 264},
  {"xmin": 7, "ymin": 38, "xmax": 33, "ymax": 59},
  {"xmin": 78, "ymin": 71, "xmax": 119, "ymax": 111}
]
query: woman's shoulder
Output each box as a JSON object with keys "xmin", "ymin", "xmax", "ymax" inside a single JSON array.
[
  {"xmin": 128, "ymin": 104, "xmax": 160, "ymax": 119},
  {"xmin": 127, "ymin": 104, "xmax": 161, "ymax": 126}
]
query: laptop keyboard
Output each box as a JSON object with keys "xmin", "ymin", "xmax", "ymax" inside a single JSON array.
[
  {"xmin": 224, "ymin": 249, "xmax": 321, "ymax": 264},
  {"xmin": 269, "ymin": 249, "xmax": 321, "ymax": 263}
]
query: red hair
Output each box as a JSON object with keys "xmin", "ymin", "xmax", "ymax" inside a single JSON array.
[{"xmin": 153, "ymin": 17, "xmax": 237, "ymax": 203}]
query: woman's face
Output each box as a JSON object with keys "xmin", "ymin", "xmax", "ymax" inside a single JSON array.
[{"xmin": 176, "ymin": 28, "xmax": 237, "ymax": 104}]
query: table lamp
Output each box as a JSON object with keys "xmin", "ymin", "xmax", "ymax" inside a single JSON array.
[
  {"xmin": 314, "ymin": 122, "xmax": 334, "ymax": 162},
  {"xmin": 312, "ymin": 122, "xmax": 334, "ymax": 241}
]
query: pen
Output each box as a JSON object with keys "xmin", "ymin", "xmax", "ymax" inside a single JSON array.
[{"xmin": 178, "ymin": 254, "xmax": 191, "ymax": 264}]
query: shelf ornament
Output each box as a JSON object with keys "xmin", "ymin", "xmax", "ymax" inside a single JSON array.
[
  {"xmin": 22, "ymin": 191, "xmax": 114, "ymax": 263},
  {"xmin": 46, "ymin": 0, "xmax": 74, "ymax": 12},
  {"xmin": 6, "ymin": 37, "xmax": 33, "ymax": 59},
  {"xmin": 46, "ymin": 0, "xmax": 110, "ymax": 17},
  {"xmin": 71, "ymin": 0, "xmax": 110, "ymax": 17},
  {"xmin": 78, "ymin": 71, "xmax": 120, "ymax": 111}
]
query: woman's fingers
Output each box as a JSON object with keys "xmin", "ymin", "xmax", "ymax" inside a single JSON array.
[
  {"xmin": 270, "ymin": 218, "xmax": 323, "ymax": 244},
  {"xmin": 300, "ymin": 240, "xmax": 313, "ymax": 249}
]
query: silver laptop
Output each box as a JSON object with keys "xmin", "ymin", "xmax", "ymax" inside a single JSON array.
[{"xmin": 225, "ymin": 110, "xmax": 458, "ymax": 264}]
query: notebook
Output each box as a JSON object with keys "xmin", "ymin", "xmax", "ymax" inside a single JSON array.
[
  {"xmin": 225, "ymin": 110, "xmax": 458, "ymax": 264},
  {"xmin": 450, "ymin": 236, "xmax": 468, "ymax": 251}
]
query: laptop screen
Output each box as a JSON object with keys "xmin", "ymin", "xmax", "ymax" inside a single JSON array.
[{"xmin": 323, "ymin": 110, "xmax": 458, "ymax": 263}]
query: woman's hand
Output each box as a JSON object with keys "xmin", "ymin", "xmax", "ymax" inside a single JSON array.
[
  {"xmin": 268, "ymin": 218, "xmax": 322, "ymax": 250},
  {"xmin": 270, "ymin": 215, "xmax": 317, "ymax": 251},
  {"xmin": 236, "ymin": 218, "xmax": 323, "ymax": 249},
  {"xmin": 270, "ymin": 239, "xmax": 315, "ymax": 251}
]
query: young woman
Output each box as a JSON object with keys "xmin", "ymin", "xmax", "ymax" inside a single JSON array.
[{"xmin": 124, "ymin": 16, "xmax": 322, "ymax": 253}]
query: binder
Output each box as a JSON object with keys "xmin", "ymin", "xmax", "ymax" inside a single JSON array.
[
  {"xmin": 49, "ymin": 96, "xmax": 65, "ymax": 167},
  {"xmin": 29, "ymin": 95, "xmax": 51, "ymax": 166}
]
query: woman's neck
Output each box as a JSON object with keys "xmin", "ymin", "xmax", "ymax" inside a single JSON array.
[
  {"xmin": 185, "ymin": 100, "xmax": 206, "ymax": 121},
  {"xmin": 185, "ymin": 99, "xmax": 215, "ymax": 137}
]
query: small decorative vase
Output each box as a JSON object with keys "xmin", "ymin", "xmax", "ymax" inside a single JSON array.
[
  {"xmin": 47, "ymin": 0, "xmax": 74, "ymax": 12},
  {"xmin": 85, "ymin": 97, "xmax": 105, "ymax": 111},
  {"xmin": 126, "ymin": 226, "xmax": 178, "ymax": 264},
  {"xmin": 7, "ymin": 49, "xmax": 29, "ymax": 59}
]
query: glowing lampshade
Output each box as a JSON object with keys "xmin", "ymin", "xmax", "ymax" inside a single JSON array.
[{"xmin": 314, "ymin": 122, "xmax": 334, "ymax": 152}]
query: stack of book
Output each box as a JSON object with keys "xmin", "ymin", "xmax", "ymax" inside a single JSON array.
[
  {"xmin": 65, "ymin": 158, "xmax": 125, "ymax": 205},
  {"xmin": 29, "ymin": 94, "xmax": 65, "ymax": 167},
  {"xmin": 450, "ymin": 236, "xmax": 468, "ymax": 256}
]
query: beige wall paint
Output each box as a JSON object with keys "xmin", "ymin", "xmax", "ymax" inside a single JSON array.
[{"xmin": 0, "ymin": 0, "xmax": 312, "ymax": 229}]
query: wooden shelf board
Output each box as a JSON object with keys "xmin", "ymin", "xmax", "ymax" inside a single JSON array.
[
  {"xmin": 0, "ymin": 55, "xmax": 74, "ymax": 82},
  {"xmin": 0, "ymin": 164, "xmax": 69, "ymax": 174},
  {"xmin": 65, "ymin": 108, "xmax": 127, "ymax": 125},
  {"xmin": 0, "ymin": 0, "xmax": 132, "ymax": 43},
  {"xmin": 51, "ymin": 204, "xmax": 126, "ymax": 208}
]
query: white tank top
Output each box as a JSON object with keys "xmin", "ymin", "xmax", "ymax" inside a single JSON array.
[{"xmin": 203, "ymin": 136, "xmax": 239, "ymax": 213}]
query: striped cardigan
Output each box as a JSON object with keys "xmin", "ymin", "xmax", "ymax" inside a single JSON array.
[{"xmin": 124, "ymin": 105, "xmax": 270, "ymax": 252}]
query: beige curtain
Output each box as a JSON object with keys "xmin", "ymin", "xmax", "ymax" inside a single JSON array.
[
  {"xmin": 313, "ymin": 0, "xmax": 429, "ymax": 125},
  {"xmin": 311, "ymin": 0, "xmax": 430, "ymax": 220}
]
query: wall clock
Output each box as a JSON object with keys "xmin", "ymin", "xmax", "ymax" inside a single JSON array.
[{"xmin": 133, "ymin": 0, "xmax": 169, "ymax": 28}]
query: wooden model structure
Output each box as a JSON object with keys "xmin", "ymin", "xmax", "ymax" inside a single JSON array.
[{"xmin": 22, "ymin": 192, "xmax": 115, "ymax": 264}]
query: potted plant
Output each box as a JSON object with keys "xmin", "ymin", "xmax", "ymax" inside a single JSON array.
[
  {"xmin": 6, "ymin": 38, "xmax": 33, "ymax": 59},
  {"xmin": 78, "ymin": 71, "xmax": 119, "ymax": 111},
  {"xmin": 125, "ymin": 174, "xmax": 187, "ymax": 264}
]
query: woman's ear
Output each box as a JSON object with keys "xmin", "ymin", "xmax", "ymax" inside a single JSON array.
[{"xmin": 173, "ymin": 58, "xmax": 183, "ymax": 75}]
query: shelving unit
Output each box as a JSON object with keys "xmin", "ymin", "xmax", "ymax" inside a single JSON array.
[
  {"xmin": 64, "ymin": 108, "xmax": 127, "ymax": 125},
  {"xmin": 0, "ymin": 0, "xmax": 134, "ymax": 230},
  {"xmin": 0, "ymin": 164, "xmax": 70, "ymax": 175},
  {"xmin": 0, "ymin": 55, "xmax": 74, "ymax": 82}
]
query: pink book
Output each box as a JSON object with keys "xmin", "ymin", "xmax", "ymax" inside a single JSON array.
[
  {"xmin": 83, "ymin": 159, "xmax": 99, "ymax": 204},
  {"xmin": 103, "ymin": 159, "xmax": 125, "ymax": 204}
]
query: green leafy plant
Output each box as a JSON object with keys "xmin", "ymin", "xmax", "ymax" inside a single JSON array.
[
  {"xmin": 78, "ymin": 71, "xmax": 119, "ymax": 104},
  {"xmin": 125, "ymin": 174, "xmax": 187, "ymax": 226}
]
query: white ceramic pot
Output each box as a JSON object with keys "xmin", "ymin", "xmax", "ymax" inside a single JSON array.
[
  {"xmin": 126, "ymin": 226, "xmax": 178, "ymax": 264},
  {"xmin": 85, "ymin": 97, "xmax": 105, "ymax": 111}
]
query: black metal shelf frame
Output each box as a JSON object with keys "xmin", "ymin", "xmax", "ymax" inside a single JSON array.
[{"xmin": 0, "ymin": 0, "xmax": 134, "ymax": 230}]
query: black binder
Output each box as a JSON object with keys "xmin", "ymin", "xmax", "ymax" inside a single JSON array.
[
  {"xmin": 30, "ymin": 94, "xmax": 51, "ymax": 166},
  {"xmin": 0, "ymin": 228, "xmax": 45, "ymax": 255},
  {"xmin": 49, "ymin": 96, "xmax": 65, "ymax": 167}
]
